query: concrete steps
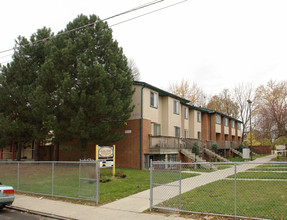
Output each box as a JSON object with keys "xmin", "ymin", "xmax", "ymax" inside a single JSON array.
[
  {"xmin": 202, "ymin": 148, "xmax": 230, "ymax": 162},
  {"xmin": 230, "ymin": 148, "xmax": 243, "ymax": 157},
  {"xmin": 180, "ymin": 149, "xmax": 217, "ymax": 170}
]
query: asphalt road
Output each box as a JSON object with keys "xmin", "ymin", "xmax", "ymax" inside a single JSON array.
[{"xmin": 0, "ymin": 207, "xmax": 54, "ymax": 220}]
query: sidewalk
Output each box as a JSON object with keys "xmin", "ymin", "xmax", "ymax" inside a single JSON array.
[
  {"xmin": 12, "ymin": 194, "xmax": 189, "ymax": 220},
  {"xmin": 11, "ymin": 155, "xmax": 274, "ymax": 220}
]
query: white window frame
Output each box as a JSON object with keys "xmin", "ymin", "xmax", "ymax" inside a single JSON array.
[
  {"xmin": 231, "ymin": 120, "xmax": 235, "ymax": 128},
  {"xmin": 224, "ymin": 118, "xmax": 229, "ymax": 127},
  {"xmin": 184, "ymin": 107, "xmax": 188, "ymax": 119},
  {"xmin": 184, "ymin": 129, "xmax": 188, "ymax": 138},
  {"xmin": 197, "ymin": 131, "xmax": 201, "ymax": 140},
  {"xmin": 175, "ymin": 126, "xmax": 181, "ymax": 137},
  {"xmin": 174, "ymin": 100, "xmax": 180, "ymax": 115},
  {"xmin": 216, "ymin": 114, "xmax": 221, "ymax": 124},
  {"xmin": 197, "ymin": 111, "xmax": 201, "ymax": 123},
  {"xmin": 238, "ymin": 123, "xmax": 241, "ymax": 130},
  {"xmin": 150, "ymin": 91, "xmax": 158, "ymax": 108},
  {"xmin": 153, "ymin": 123, "xmax": 161, "ymax": 136}
]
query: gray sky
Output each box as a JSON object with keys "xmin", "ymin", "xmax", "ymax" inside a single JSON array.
[{"xmin": 1, "ymin": 0, "xmax": 287, "ymax": 96}]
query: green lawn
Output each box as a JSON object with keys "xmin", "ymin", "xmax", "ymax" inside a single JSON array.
[
  {"xmin": 228, "ymin": 171, "xmax": 287, "ymax": 179},
  {"xmin": 0, "ymin": 164, "xmax": 198, "ymax": 204},
  {"xmin": 159, "ymin": 180, "xmax": 287, "ymax": 220}
]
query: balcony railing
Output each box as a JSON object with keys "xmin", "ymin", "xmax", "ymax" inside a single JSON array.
[{"xmin": 149, "ymin": 136, "xmax": 242, "ymax": 152}]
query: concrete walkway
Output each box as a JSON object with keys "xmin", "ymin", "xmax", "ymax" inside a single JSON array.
[
  {"xmin": 102, "ymin": 155, "xmax": 275, "ymax": 211},
  {"xmin": 11, "ymin": 155, "xmax": 274, "ymax": 219}
]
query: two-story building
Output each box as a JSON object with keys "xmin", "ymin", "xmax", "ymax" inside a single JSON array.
[{"xmin": 115, "ymin": 81, "xmax": 242, "ymax": 170}]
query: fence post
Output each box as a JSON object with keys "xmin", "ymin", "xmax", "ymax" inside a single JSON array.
[
  {"xmin": 179, "ymin": 161, "xmax": 182, "ymax": 210},
  {"xmin": 17, "ymin": 162, "xmax": 20, "ymax": 191},
  {"xmin": 234, "ymin": 163, "xmax": 237, "ymax": 219},
  {"xmin": 96, "ymin": 160, "xmax": 100, "ymax": 205},
  {"xmin": 78, "ymin": 160, "xmax": 81, "ymax": 197},
  {"xmin": 150, "ymin": 159, "xmax": 153, "ymax": 211},
  {"xmin": 52, "ymin": 162, "xmax": 54, "ymax": 196}
]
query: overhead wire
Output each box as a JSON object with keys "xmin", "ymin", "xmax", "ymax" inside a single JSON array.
[
  {"xmin": 110, "ymin": 0, "xmax": 187, "ymax": 27},
  {"xmin": 0, "ymin": 0, "xmax": 188, "ymax": 65},
  {"xmin": 0, "ymin": 0, "xmax": 164, "ymax": 55}
]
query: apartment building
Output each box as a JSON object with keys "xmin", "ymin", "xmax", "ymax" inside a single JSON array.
[{"xmin": 116, "ymin": 81, "xmax": 242, "ymax": 170}]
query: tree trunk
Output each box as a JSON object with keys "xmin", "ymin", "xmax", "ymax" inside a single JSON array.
[
  {"xmin": 34, "ymin": 140, "xmax": 40, "ymax": 161},
  {"xmin": 16, "ymin": 142, "xmax": 22, "ymax": 161},
  {"xmin": 80, "ymin": 139, "xmax": 87, "ymax": 159},
  {"xmin": 53, "ymin": 142, "xmax": 59, "ymax": 161}
]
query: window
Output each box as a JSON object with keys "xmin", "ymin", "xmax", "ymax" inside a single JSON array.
[
  {"xmin": 184, "ymin": 107, "xmax": 188, "ymax": 119},
  {"xmin": 175, "ymin": 126, "xmax": 181, "ymax": 137},
  {"xmin": 197, "ymin": 131, "xmax": 201, "ymax": 140},
  {"xmin": 224, "ymin": 118, "xmax": 229, "ymax": 127},
  {"xmin": 216, "ymin": 114, "xmax": 221, "ymax": 124},
  {"xmin": 197, "ymin": 111, "xmax": 201, "ymax": 123},
  {"xmin": 168, "ymin": 154, "xmax": 177, "ymax": 162},
  {"xmin": 150, "ymin": 91, "xmax": 158, "ymax": 108},
  {"xmin": 153, "ymin": 123, "xmax": 161, "ymax": 136},
  {"xmin": 231, "ymin": 120, "xmax": 235, "ymax": 128},
  {"xmin": 238, "ymin": 123, "xmax": 241, "ymax": 130},
  {"xmin": 184, "ymin": 129, "xmax": 188, "ymax": 138},
  {"xmin": 174, "ymin": 100, "xmax": 179, "ymax": 114}
]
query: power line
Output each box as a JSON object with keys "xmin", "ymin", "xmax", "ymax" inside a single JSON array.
[
  {"xmin": 0, "ymin": 0, "xmax": 164, "ymax": 55},
  {"xmin": 110, "ymin": 0, "xmax": 187, "ymax": 27},
  {"xmin": 0, "ymin": 0, "xmax": 188, "ymax": 66}
]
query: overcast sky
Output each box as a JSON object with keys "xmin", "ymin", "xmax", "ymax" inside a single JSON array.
[{"xmin": 1, "ymin": 0, "xmax": 286, "ymax": 96}]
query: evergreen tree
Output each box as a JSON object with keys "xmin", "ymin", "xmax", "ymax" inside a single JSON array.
[
  {"xmin": 0, "ymin": 27, "xmax": 53, "ymax": 160},
  {"xmin": 43, "ymin": 14, "xmax": 134, "ymax": 158}
]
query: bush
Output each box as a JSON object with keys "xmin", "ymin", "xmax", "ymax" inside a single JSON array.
[
  {"xmin": 192, "ymin": 142, "xmax": 200, "ymax": 156},
  {"xmin": 100, "ymin": 176, "xmax": 111, "ymax": 183},
  {"xmin": 211, "ymin": 143, "xmax": 218, "ymax": 153},
  {"xmin": 238, "ymin": 143, "xmax": 244, "ymax": 152}
]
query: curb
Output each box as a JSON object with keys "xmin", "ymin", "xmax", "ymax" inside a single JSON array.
[{"xmin": 7, "ymin": 205, "xmax": 77, "ymax": 220}]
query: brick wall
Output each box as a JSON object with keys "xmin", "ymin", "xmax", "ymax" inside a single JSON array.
[
  {"xmin": 115, "ymin": 118, "xmax": 151, "ymax": 170},
  {"xmin": 201, "ymin": 112, "xmax": 209, "ymax": 141}
]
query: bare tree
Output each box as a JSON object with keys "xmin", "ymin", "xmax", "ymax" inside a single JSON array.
[
  {"xmin": 255, "ymin": 80, "xmax": 287, "ymax": 142},
  {"xmin": 207, "ymin": 89, "xmax": 239, "ymax": 118},
  {"xmin": 128, "ymin": 58, "xmax": 140, "ymax": 81},
  {"xmin": 232, "ymin": 83, "xmax": 257, "ymax": 142},
  {"xmin": 168, "ymin": 79, "xmax": 206, "ymax": 106}
]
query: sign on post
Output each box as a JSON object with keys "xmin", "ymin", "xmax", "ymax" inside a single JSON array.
[{"xmin": 96, "ymin": 145, "xmax": 116, "ymax": 176}]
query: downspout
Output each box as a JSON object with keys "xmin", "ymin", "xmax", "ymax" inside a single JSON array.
[
  {"xmin": 140, "ymin": 84, "xmax": 146, "ymax": 170},
  {"xmin": 210, "ymin": 114, "xmax": 212, "ymax": 141}
]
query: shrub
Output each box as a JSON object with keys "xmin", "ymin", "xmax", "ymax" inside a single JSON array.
[
  {"xmin": 211, "ymin": 143, "xmax": 218, "ymax": 153},
  {"xmin": 238, "ymin": 143, "xmax": 244, "ymax": 152},
  {"xmin": 100, "ymin": 176, "xmax": 111, "ymax": 183},
  {"xmin": 192, "ymin": 142, "xmax": 200, "ymax": 156}
]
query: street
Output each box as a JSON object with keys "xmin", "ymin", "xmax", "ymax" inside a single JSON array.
[{"xmin": 0, "ymin": 207, "xmax": 54, "ymax": 220}]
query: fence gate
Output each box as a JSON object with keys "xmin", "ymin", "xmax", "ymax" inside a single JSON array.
[
  {"xmin": 78, "ymin": 160, "xmax": 99, "ymax": 203},
  {"xmin": 150, "ymin": 160, "xmax": 182, "ymax": 211}
]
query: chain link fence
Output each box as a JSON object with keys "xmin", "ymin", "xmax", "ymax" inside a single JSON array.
[
  {"xmin": 150, "ymin": 161, "xmax": 287, "ymax": 220},
  {"xmin": 0, "ymin": 161, "xmax": 100, "ymax": 203}
]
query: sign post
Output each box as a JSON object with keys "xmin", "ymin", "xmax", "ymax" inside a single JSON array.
[{"xmin": 95, "ymin": 145, "xmax": 115, "ymax": 176}]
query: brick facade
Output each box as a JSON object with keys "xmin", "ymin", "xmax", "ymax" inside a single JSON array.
[{"xmin": 115, "ymin": 118, "xmax": 151, "ymax": 169}]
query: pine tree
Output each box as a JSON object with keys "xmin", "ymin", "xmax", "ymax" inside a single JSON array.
[{"xmin": 43, "ymin": 14, "xmax": 134, "ymax": 158}]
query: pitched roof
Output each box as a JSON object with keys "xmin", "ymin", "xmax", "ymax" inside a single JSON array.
[{"xmin": 133, "ymin": 81, "xmax": 242, "ymax": 123}]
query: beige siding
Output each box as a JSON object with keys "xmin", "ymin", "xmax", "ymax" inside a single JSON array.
[
  {"xmin": 231, "ymin": 128, "xmax": 235, "ymax": 136},
  {"xmin": 238, "ymin": 129, "xmax": 242, "ymax": 137},
  {"xmin": 224, "ymin": 126, "xmax": 229, "ymax": 134},
  {"xmin": 167, "ymin": 97, "xmax": 181, "ymax": 136},
  {"xmin": 189, "ymin": 110, "xmax": 201, "ymax": 138},
  {"xmin": 216, "ymin": 124, "xmax": 221, "ymax": 133}
]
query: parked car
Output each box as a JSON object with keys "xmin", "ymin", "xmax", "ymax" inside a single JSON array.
[{"xmin": 0, "ymin": 183, "xmax": 15, "ymax": 209}]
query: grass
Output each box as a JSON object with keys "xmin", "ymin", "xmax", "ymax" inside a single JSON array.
[
  {"xmin": 228, "ymin": 171, "xmax": 287, "ymax": 179},
  {"xmin": 0, "ymin": 164, "xmax": 198, "ymax": 204},
  {"xmin": 159, "ymin": 180, "xmax": 287, "ymax": 220}
]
